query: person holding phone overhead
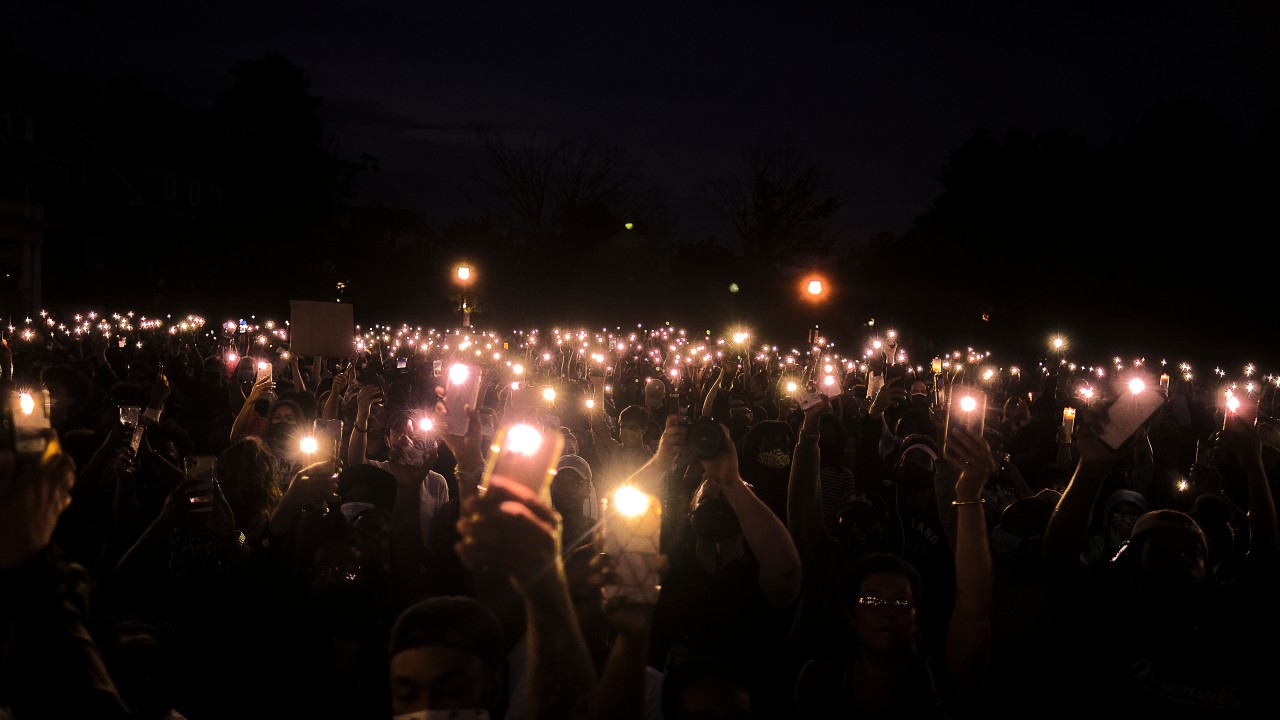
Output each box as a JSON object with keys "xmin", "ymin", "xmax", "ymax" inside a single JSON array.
[{"xmin": 1040, "ymin": 390, "xmax": 1279, "ymax": 716}]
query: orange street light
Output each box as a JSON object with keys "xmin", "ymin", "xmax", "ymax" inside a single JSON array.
[
  {"xmin": 455, "ymin": 264, "xmax": 475, "ymax": 327},
  {"xmin": 801, "ymin": 275, "xmax": 829, "ymax": 302}
]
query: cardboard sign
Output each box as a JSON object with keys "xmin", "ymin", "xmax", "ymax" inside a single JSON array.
[{"xmin": 289, "ymin": 300, "xmax": 354, "ymax": 358}]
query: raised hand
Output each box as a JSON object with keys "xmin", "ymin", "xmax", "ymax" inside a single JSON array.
[{"xmin": 455, "ymin": 482, "xmax": 563, "ymax": 592}]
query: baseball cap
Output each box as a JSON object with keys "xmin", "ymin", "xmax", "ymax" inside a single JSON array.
[
  {"xmin": 388, "ymin": 596, "xmax": 506, "ymax": 666},
  {"xmin": 555, "ymin": 454, "xmax": 592, "ymax": 483}
]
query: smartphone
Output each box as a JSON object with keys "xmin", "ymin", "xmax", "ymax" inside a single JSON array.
[
  {"xmin": 482, "ymin": 422, "xmax": 564, "ymax": 500},
  {"xmin": 119, "ymin": 405, "xmax": 141, "ymax": 428},
  {"xmin": 396, "ymin": 356, "xmax": 408, "ymax": 370},
  {"xmin": 885, "ymin": 363, "xmax": 908, "ymax": 384},
  {"xmin": 796, "ymin": 383, "xmax": 826, "ymax": 412},
  {"xmin": 442, "ymin": 362, "xmax": 481, "ymax": 435},
  {"xmin": 1222, "ymin": 391, "xmax": 1259, "ymax": 433},
  {"xmin": 3, "ymin": 389, "xmax": 52, "ymax": 464},
  {"xmin": 255, "ymin": 360, "xmax": 272, "ymax": 383},
  {"xmin": 312, "ymin": 418, "xmax": 344, "ymax": 474},
  {"xmin": 1098, "ymin": 380, "xmax": 1165, "ymax": 450},
  {"xmin": 432, "ymin": 360, "xmax": 442, "ymax": 377},
  {"xmin": 128, "ymin": 423, "xmax": 146, "ymax": 457},
  {"xmin": 867, "ymin": 372, "xmax": 885, "ymax": 400},
  {"xmin": 508, "ymin": 381, "xmax": 540, "ymax": 410},
  {"xmin": 943, "ymin": 385, "xmax": 987, "ymax": 457},
  {"xmin": 181, "ymin": 455, "xmax": 217, "ymax": 513},
  {"xmin": 599, "ymin": 486, "xmax": 662, "ymax": 604}
]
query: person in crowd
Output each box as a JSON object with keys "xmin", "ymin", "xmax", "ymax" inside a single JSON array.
[
  {"xmin": 646, "ymin": 416, "xmax": 803, "ymax": 718},
  {"xmin": 1, "ymin": 431, "xmax": 137, "ymax": 718},
  {"xmin": 590, "ymin": 384, "xmax": 656, "ymax": 492},
  {"xmin": 1042, "ymin": 390, "xmax": 1279, "ymax": 715},
  {"xmin": 550, "ymin": 453, "xmax": 598, "ymax": 554},
  {"xmin": 1082, "ymin": 487, "xmax": 1147, "ymax": 567},
  {"xmin": 387, "ymin": 595, "xmax": 510, "ymax": 718},
  {"xmin": 793, "ymin": 422, "xmax": 995, "ymax": 718}
]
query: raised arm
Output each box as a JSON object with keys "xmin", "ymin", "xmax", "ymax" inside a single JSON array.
[
  {"xmin": 622, "ymin": 413, "xmax": 687, "ymax": 497},
  {"xmin": 785, "ymin": 398, "xmax": 826, "ymax": 553},
  {"xmin": 1218, "ymin": 418, "xmax": 1279, "ymax": 568},
  {"xmin": 320, "ymin": 365, "xmax": 350, "ymax": 420},
  {"xmin": 941, "ymin": 425, "xmax": 996, "ymax": 699},
  {"xmin": 1042, "ymin": 412, "xmax": 1125, "ymax": 583},
  {"xmin": 230, "ymin": 374, "xmax": 272, "ymax": 444},
  {"xmin": 702, "ymin": 423, "xmax": 802, "ymax": 609},
  {"xmin": 288, "ymin": 354, "xmax": 306, "ymax": 394},
  {"xmin": 346, "ymin": 383, "xmax": 382, "ymax": 467},
  {"xmin": 456, "ymin": 484, "xmax": 597, "ymax": 720}
]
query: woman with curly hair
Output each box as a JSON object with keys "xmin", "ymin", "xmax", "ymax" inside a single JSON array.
[{"xmin": 215, "ymin": 436, "xmax": 284, "ymax": 545}]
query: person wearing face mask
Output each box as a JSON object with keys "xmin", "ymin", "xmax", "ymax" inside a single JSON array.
[
  {"xmin": 348, "ymin": 400, "xmax": 453, "ymax": 608},
  {"xmin": 646, "ymin": 418, "xmax": 802, "ymax": 719},
  {"xmin": 1082, "ymin": 488, "xmax": 1147, "ymax": 568},
  {"xmin": 589, "ymin": 396, "xmax": 654, "ymax": 493},
  {"xmin": 231, "ymin": 367, "xmax": 307, "ymax": 487}
]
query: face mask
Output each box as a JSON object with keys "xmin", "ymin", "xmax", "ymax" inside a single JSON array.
[
  {"xmin": 390, "ymin": 440, "xmax": 429, "ymax": 468},
  {"xmin": 691, "ymin": 497, "xmax": 741, "ymax": 542},
  {"xmin": 266, "ymin": 421, "xmax": 295, "ymax": 442},
  {"xmin": 836, "ymin": 511, "xmax": 883, "ymax": 552},
  {"xmin": 340, "ymin": 501, "xmax": 377, "ymax": 525},
  {"xmin": 756, "ymin": 449, "xmax": 791, "ymax": 470},
  {"xmin": 1111, "ymin": 513, "xmax": 1138, "ymax": 537},
  {"xmin": 619, "ymin": 429, "xmax": 644, "ymax": 448},
  {"xmin": 395, "ymin": 710, "xmax": 491, "ymax": 720}
]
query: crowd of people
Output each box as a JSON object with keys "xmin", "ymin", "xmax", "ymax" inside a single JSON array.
[{"xmin": 1, "ymin": 309, "xmax": 1277, "ymax": 719}]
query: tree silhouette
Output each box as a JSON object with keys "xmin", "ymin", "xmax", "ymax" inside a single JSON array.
[
  {"xmin": 701, "ymin": 143, "xmax": 841, "ymax": 269},
  {"xmin": 213, "ymin": 53, "xmax": 374, "ymax": 301}
]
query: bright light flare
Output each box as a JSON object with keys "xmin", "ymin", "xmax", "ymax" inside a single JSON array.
[
  {"xmin": 504, "ymin": 424, "xmax": 543, "ymax": 456},
  {"xmin": 959, "ymin": 395, "xmax": 978, "ymax": 413},
  {"xmin": 448, "ymin": 363, "xmax": 470, "ymax": 384},
  {"xmin": 18, "ymin": 392, "xmax": 34, "ymax": 415},
  {"xmin": 299, "ymin": 436, "xmax": 318, "ymax": 454},
  {"xmin": 613, "ymin": 486, "xmax": 651, "ymax": 517},
  {"xmin": 1127, "ymin": 378, "xmax": 1146, "ymax": 394}
]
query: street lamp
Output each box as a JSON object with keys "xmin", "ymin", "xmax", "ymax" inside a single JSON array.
[
  {"xmin": 800, "ymin": 274, "xmax": 829, "ymax": 363},
  {"xmin": 455, "ymin": 264, "xmax": 474, "ymax": 327}
]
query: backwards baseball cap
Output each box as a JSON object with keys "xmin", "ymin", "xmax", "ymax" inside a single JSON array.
[
  {"xmin": 555, "ymin": 454, "xmax": 592, "ymax": 483},
  {"xmin": 896, "ymin": 433, "xmax": 939, "ymax": 470},
  {"xmin": 388, "ymin": 596, "xmax": 506, "ymax": 666},
  {"xmin": 337, "ymin": 463, "xmax": 398, "ymax": 510},
  {"xmin": 1129, "ymin": 509, "xmax": 1209, "ymax": 556}
]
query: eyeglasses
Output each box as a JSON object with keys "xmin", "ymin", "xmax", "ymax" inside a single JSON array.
[{"xmin": 857, "ymin": 596, "xmax": 914, "ymax": 611}]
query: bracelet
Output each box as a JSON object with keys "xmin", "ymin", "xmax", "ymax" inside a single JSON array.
[
  {"xmin": 353, "ymin": 423, "xmax": 368, "ymax": 433},
  {"xmin": 952, "ymin": 498, "xmax": 986, "ymax": 506},
  {"xmin": 456, "ymin": 465, "xmax": 485, "ymax": 484}
]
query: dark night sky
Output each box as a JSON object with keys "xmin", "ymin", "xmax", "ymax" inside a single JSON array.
[{"xmin": 9, "ymin": 1, "xmax": 1279, "ymax": 245}]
